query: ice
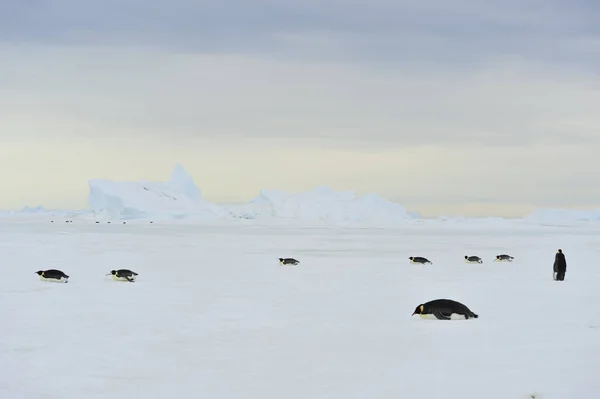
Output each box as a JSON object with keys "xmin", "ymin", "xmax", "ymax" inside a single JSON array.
[
  {"xmin": 1, "ymin": 220, "xmax": 599, "ymax": 399},
  {"xmin": 524, "ymin": 208, "xmax": 600, "ymax": 223},
  {"xmin": 225, "ymin": 187, "xmax": 415, "ymax": 225},
  {"xmin": 87, "ymin": 164, "xmax": 226, "ymax": 220},
  {"xmin": 85, "ymin": 165, "xmax": 416, "ymax": 224}
]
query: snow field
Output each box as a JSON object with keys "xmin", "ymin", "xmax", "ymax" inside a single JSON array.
[{"xmin": 1, "ymin": 222, "xmax": 600, "ymax": 399}]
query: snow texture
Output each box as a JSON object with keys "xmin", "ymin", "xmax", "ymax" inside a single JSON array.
[{"xmin": 1, "ymin": 221, "xmax": 599, "ymax": 399}]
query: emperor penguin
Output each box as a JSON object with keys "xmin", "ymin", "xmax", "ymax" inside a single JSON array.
[
  {"xmin": 412, "ymin": 299, "xmax": 479, "ymax": 320},
  {"xmin": 107, "ymin": 269, "xmax": 138, "ymax": 282},
  {"xmin": 409, "ymin": 256, "xmax": 432, "ymax": 265},
  {"xmin": 465, "ymin": 255, "xmax": 483, "ymax": 264},
  {"xmin": 495, "ymin": 254, "xmax": 514, "ymax": 262},
  {"xmin": 279, "ymin": 258, "xmax": 300, "ymax": 266},
  {"xmin": 35, "ymin": 269, "xmax": 69, "ymax": 283}
]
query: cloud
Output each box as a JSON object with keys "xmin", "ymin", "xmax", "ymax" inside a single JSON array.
[
  {"xmin": 0, "ymin": 0, "xmax": 599, "ymax": 214},
  {"xmin": 1, "ymin": 0, "xmax": 598, "ymax": 68},
  {"xmin": 0, "ymin": 44, "xmax": 598, "ymax": 150}
]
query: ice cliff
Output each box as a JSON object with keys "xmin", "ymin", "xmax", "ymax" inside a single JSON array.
[
  {"xmin": 87, "ymin": 165, "xmax": 417, "ymax": 224},
  {"xmin": 228, "ymin": 187, "xmax": 415, "ymax": 225},
  {"xmin": 88, "ymin": 165, "xmax": 226, "ymax": 220}
]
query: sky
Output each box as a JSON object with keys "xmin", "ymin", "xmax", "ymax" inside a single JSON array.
[{"xmin": 0, "ymin": 0, "xmax": 599, "ymax": 217}]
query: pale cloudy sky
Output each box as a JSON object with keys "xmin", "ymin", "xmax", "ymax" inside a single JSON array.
[{"xmin": 0, "ymin": 0, "xmax": 599, "ymax": 217}]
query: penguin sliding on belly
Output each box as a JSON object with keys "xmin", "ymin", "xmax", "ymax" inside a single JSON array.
[
  {"xmin": 412, "ymin": 299, "xmax": 479, "ymax": 320},
  {"xmin": 107, "ymin": 269, "xmax": 138, "ymax": 282},
  {"xmin": 35, "ymin": 269, "xmax": 69, "ymax": 283},
  {"xmin": 495, "ymin": 254, "xmax": 514, "ymax": 262},
  {"xmin": 409, "ymin": 256, "xmax": 432, "ymax": 265},
  {"xmin": 279, "ymin": 258, "xmax": 300, "ymax": 266},
  {"xmin": 465, "ymin": 255, "xmax": 483, "ymax": 264}
]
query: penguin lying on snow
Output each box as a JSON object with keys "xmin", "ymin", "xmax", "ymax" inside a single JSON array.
[
  {"xmin": 465, "ymin": 255, "xmax": 483, "ymax": 264},
  {"xmin": 412, "ymin": 299, "xmax": 479, "ymax": 320},
  {"xmin": 35, "ymin": 269, "xmax": 69, "ymax": 283},
  {"xmin": 279, "ymin": 258, "xmax": 299, "ymax": 266},
  {"xmin": 409, "ymin": 256, "xmax": 432, "ymax": 265},
  {"xmin": 495, "ymin": 254, "xmax": 514, "ymax": 262},
  {"xmin": 107, "ymin": 269, "xmax": 138, "ymax": 282}
]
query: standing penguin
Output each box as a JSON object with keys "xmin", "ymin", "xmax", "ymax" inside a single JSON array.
[{"xmin": 553, "ymin": 249, "xmax": 567, "ymax": 281}]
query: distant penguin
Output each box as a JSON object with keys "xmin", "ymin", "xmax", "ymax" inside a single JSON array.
[
  {"xmin": 553, "ymin": 249, "xmax": 567, "ymax": 281},
  {"xmin": 107, "ymin": 269, "xmax": 138, "ymax": 282},
  {"xmin": 465, "ymin": 255, "xmax": 483, "ymax": 264},
  {"xmin": 279, "ymin": 258, "xmax": 299, "ymax": 266},
  {"xmin": 495, "ymin": 254, "xmax": 514, "ymax": 262},
  {"xmin": 409, "ymin": 256, "xmax": 432, "ymax": 265},
  {"xmin": 412, "ymin": 299, "xmax": 479, "ymax": 320},
  {"xmin": 35, "ymin": 269, "xmax": 69, "ymax": 283}
]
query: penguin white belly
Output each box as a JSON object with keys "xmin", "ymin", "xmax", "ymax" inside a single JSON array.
[
  {"xmin": 465, "ymin": 260, "xmax": 482, "ymax": 264},
  {"xmin": 40, "ymin": 276, "xmax": 68, "ymax": 283},
  {"xmin": 112, "ymin": 275, "xmax": 135, "ymax": 282}
]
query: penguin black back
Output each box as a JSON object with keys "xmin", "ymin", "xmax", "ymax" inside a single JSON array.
[
  {"xmin": 107, "ymin": 269, "xmax": 138, "ymax": 282},
  {"xmin": 409, "ymin": 256, "xmax": 432, "ymax": 264},
  {"xmin": 35, "ymin": 269, "xmax": 69, "ymax": 282},
  {"xmin": 412, "ymin": 299, "xmax": 479, "ymax": 320}
]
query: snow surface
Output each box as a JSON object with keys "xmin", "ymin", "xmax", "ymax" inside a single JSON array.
[{"xmin": 2, "ymin": 221, "xmax": 600, "ymax": 399}]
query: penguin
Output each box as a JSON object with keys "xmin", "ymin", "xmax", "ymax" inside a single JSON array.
[
  {"xmin": 409, "ymin": 256, "xmax": 432, "ymax": 265},
  {"xmin": 279, "ymin": 258, "xmax": 299, "ymax": 266},
  {"xmin": 465, "ymin": 255, "xmax": 483, "ymax": 264},
  {"xmin": 553, "ymin": 249, "xmax": 567, "ymax": 281},
  {"xmin": 495, "ymin": 254, "xmax": 514, "ymax": 262},
  {"xmin": 35, "ymin": 269, "xmax": 69, "ymax": 283},
  {"xmin": 106, "ymin": 269, "xmax": 138, "ymax": 282},
  {"xmin": 412, "ymin": 299, "xmax": 479, "ymax": 320}
]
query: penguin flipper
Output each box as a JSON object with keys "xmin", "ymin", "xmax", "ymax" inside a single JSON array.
[
  {"xmin": 125, "ymin": 276, "xmax": 135, "ymax": 282},
  {"xmin": 433, "ymin": 309, "xmax": 452, "ymax": 320}
]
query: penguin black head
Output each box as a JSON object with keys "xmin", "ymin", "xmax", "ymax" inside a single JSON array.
[
  {"xmin": 409, "ymin": 257, "xmax": 414, "ymax": 260},
  {"xmin": 35, "ymin": 270, "xmax": 44, "ymax": 276},
  {"xmin": 412, "ymin": 304, "xmax": 424, "ymax": 316},
  {"xmin": 278, "ymin": 258, "xmax": 284, "ymax": 262},
  {"xmin": 558, "ymin": 249, "xmax": 562, "ymax": 253},
  {"xmin": 109, "ymin": 270, "xmax": 117, "ymax": 275}
]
